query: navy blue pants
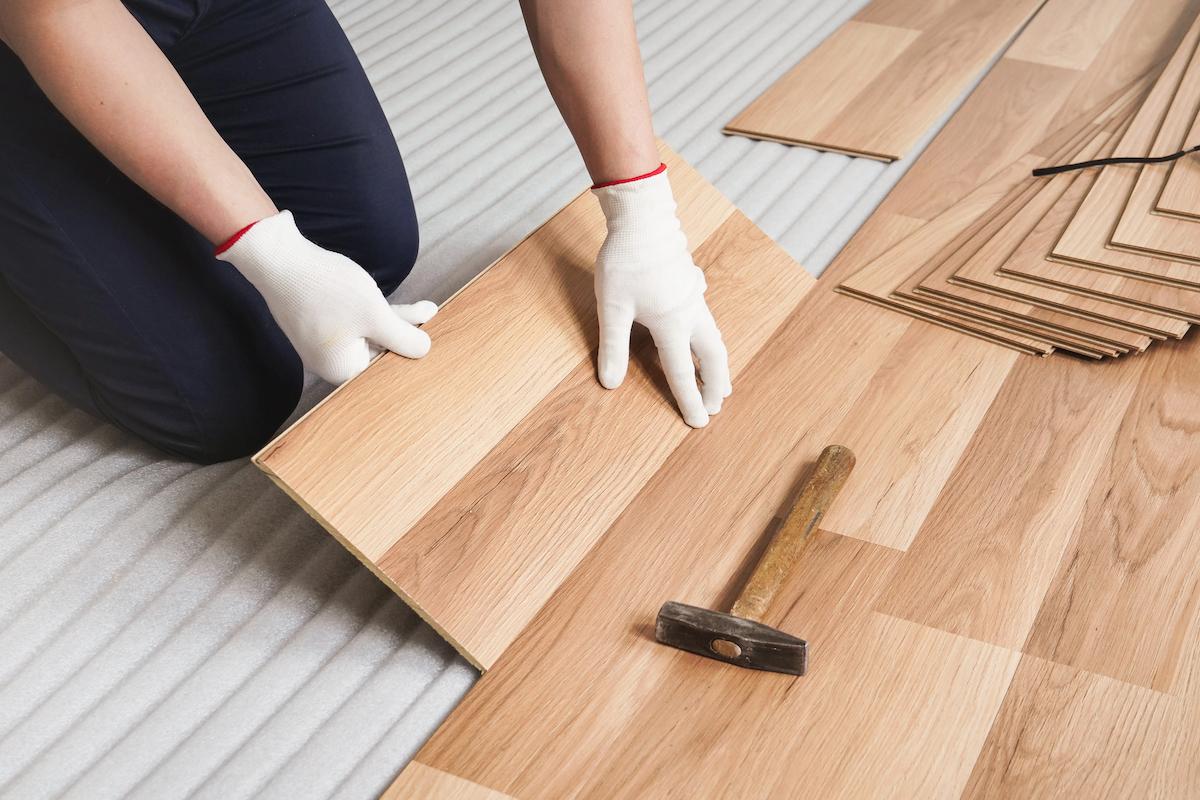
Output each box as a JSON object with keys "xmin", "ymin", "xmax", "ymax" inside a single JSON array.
[{"xmin": 0, "ymin": 0, "xmax": 419, "ymax": 463}]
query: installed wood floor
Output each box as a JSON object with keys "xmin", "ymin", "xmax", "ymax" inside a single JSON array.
[
  {"xmin": 254, "ymin": 0, "xmax": 1200, "ymax": 796},
  {"xmin": 721, "ymin": 0, "xmax": 1048, "ymax": 161}
]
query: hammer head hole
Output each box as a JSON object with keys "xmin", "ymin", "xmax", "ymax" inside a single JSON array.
[{"xmin": 711, "ymin": 639, "xmax": 742, "ymax": 658}]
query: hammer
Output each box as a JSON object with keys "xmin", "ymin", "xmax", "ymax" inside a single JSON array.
[{"xmin": 655, "ymin": 444, "xmax": 856, "ymax": 676}]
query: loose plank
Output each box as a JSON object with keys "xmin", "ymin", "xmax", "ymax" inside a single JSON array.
[{"xmin": 723, "ymin": 0, "xmax": 1048, "ymax": 161}]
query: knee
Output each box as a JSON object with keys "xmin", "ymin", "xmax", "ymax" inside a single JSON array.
[
  {"xmin": 97, "ymin": 351, "xmax": 303, "ymax": 465},
  {"xmin": 351, "ymin": 196, "xmax": 420, "ymax": 297}
]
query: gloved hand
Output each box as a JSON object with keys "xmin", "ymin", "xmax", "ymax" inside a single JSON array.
[
  {"xmin": 591, "ymin": 165, "xmax": 731, "ymax": 427},
  {"xmin": 215, "ymin": 210, "xmax": 437, "ymax": 385}
]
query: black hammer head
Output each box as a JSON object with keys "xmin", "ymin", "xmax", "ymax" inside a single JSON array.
[{"xmin": 654, "ymin": 600, "xmax": 808, "ymax": 676}]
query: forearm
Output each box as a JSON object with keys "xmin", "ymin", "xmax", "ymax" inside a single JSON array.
[
  {"xmin": 0, "ymin": 0, "xmax": 276, "ymax": 244},
  {"xmin": 519, "ymin": 0, "xmax": 659, "ymax": 184}
]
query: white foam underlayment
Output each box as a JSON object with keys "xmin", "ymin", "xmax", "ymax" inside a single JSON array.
[{"xmin": 0, "ymin": 0, "xmax": 1010, "ymax": 797}]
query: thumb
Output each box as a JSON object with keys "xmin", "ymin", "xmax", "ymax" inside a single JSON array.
[
  {"xmin": 391, "ymin": 300, "xmax": 438, "ymax": 326},
  {"xmin": 369, "ymin": 304, "xmax": 432, "ymax": 359}
]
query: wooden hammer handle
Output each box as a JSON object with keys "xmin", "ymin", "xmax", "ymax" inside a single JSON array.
[{"xmin": 729, "ymin": 445, "xmax": 856, "ymax": 622}]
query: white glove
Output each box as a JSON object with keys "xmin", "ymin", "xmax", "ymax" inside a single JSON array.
[
  {"xmin": 592, "ymin": 166, "xmax": 731, "ymax": 427},
  {"xmin": 216, "ymin": 210, "xmax": 436, "ymax": 385}
]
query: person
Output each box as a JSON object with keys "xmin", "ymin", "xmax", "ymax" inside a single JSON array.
[{"xmin": 0, "ymin": 0, "xmax": 730, "ymax": 464}]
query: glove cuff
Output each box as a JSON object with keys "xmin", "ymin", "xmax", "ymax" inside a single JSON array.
[{"xmin": 591, "ymin": 166, "xmax": 687, "ymax": 263}]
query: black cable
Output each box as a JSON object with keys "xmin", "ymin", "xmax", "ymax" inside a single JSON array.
[{"xmin": 1032, "ymin": 145, "xmax": 1200, "ymax": 177}]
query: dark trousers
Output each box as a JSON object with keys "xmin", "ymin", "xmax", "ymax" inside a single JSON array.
[{"xmin": 0, "ymin": 0, "xmax": 419, "ymax": 463}]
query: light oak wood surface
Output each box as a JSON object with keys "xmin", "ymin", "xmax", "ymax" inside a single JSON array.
[
  {"xmin": 1109, "ymin": 37, "xmax": 1200, "ymax": 266},
  {"xmin": 361, "ymin": 0, "xmax": 1200, "ymax": 796},
  {"xmin": 722, "ymin": 0, "xmax": 1048, "ymax": 161},
  {"xmin": 1155, "ymin": 87, "xmax": 1200, "ymax": 217},
  {"xmin": 1052, "ymin": 17, "xmax": 1200, "ymax": 286},
  {"xmin": 256, "ymin": 143, "xmax": 813, "ymax": 670}
]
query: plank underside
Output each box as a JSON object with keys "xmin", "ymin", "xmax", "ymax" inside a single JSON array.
[
  {"xmin": 368, "ymin": 0, "xmax": 1200, "ymax": 796},
  {"xmin": 722, "ymin": 0, "xmax": 1049, "ymax": 161}
]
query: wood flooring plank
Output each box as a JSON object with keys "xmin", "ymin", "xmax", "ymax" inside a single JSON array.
[
  {"xmin": 820, "ymin": 323, "xmax": 1019, "ymax": 550},
  {"xmin": 876, "ymin": 350, "xmax": 1146, "ymax": 652},
  {"xmin": 382, "ymin": 763, "xmax": 516, "ymax": 800},
  {"xmin": 723, "ymin": 0, "xmax": 1047, "ymax": 161},
  {"xmin": 1024, "ymin": 335, "xmax": 1200, "ymax": 694},
  {"xmin": 960, "ymin": 655, "xmax": 1186, "ymax": 800},
  {"xmin": 903, "ymin": 105, "xmax": 1174, "ymax": 350},
  {"xmin": 892, "ymin": 101, "xmax": 1158, "ymax": 354},
  {"xmin": 1108, "ymin": 31, "xmax": 1200, "ymax": 268},
  {"xmin": 373, "ymin": 213, "xmax": 812, "ymax": 669},
  {"xmin": 256, "ymin": 143, "xmax": 735, "ymax": 566}
]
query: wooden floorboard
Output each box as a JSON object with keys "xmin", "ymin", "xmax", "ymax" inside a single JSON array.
[
  {"xmin": 1155, "ymin": 92, "xmax": 1200, "ymax": 217},
  {"xmin": 722, "ymin": 0, "xmax": 1048, "ymax": 161}
]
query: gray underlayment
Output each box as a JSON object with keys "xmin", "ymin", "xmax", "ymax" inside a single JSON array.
[{"xmin": 0, "ymin": 0, "xmax": 1001, "ymax": 797}]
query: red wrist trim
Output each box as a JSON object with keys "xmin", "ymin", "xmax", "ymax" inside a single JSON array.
[
  {"xmin": 214, "ymin": 221, "xmax": 258, "ymax": 255},
  {"xmin": 591, "ymin": 162, "xmax": 666, "ymax": 189}
]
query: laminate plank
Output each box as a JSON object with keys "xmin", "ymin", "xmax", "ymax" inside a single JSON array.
[
  {"xmin": 1109, "ymin": 33, "xmax": 1200, "ymax": 267},
  {"xmin": 723, "ymin": 0, "xmax": 1047, "ymax": 161},
  {"xmin": 904, "ymin": 106, "xmax": 1174, "ymax": 349},
  {"xmin": 820, "ymin": 323, "xmax": 1019, "ymax": 550},
  {"xmin": 374, "ymin": 212, "xmax": 812, "ymax": 669},
  {"xmin": 876, "ymin": 350, "xmax": 1146, "ymax": 652},
  {"xmin": 382, "ymin": 763, "xmax": 516, "ymax": 800},
  {"xmin": 1024, "ymin": 335, "xmax": 1200, "ymax": 694},
  {"xmin": 960, "ymin": 655, "xmax": 1186, "ymax": 800},
  {"xmin": 1052, "ymin": 16, "xmax": 1200, "ymax": 286}
]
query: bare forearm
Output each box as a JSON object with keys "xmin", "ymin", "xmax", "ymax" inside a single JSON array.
[
  {"xmin": 519, "ymin": 0, "xmax": 659, "ymax": 184},
  {"xmin": 0, "ymin": 0, "xmax": 276, "ymax": 244}
]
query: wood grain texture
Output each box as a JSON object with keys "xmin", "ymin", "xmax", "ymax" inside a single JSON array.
[
  {"xmin": 382, "ymin": 763, "xmax": 516, "ymax": 800},
  {"xmin": 375, "ymin": 213, "xmax": 811, "ymax": 668},
  {"xmin": 723, "ymin": 0, "xmax": 1048, "ymax": 161},
  {"xmin": 1052, "ymin": 15, "xmax": 1200, "ymax": 286},
  {"xmin": 960, "ymin": 655, "xmax": 1185, "ymax": 799},
  {"xmin": 1155, "ymin": 77, "xmax": 1200, "ymax": 217},
  {"xmin": 1109, "ymin": 33, "xmax": 1200, "ymax": 267},
  {"xmin": 1025, "ymin": 335, "xmax": 1200, "ymax": 694},
  {"xmin": 877, "ymin": 349, "xmax": 1147, "ymax": 651}
]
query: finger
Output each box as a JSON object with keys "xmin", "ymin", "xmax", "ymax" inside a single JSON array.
[
  {"xmin": 692, "ymin": 307, "xmax": 731, "ymax": 415},
  {"xmin": 369, "ymin": 305, "xmax": 432, "ymax": 358},
  {"xmin": 391, "ymin": 300, "xmax": 438, "ymax": 326},
  {"xmin": 652, "ymin": 328, "xmax": 709, "ymax": 428},
  {"xmin": 597, "ymin": 304, "xmax": 635, "ymax": 389}
]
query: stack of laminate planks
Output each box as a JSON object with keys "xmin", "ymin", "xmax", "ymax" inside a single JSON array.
[{"xmin": 838, "ymin": 8, "xmax": 1200, "ymax": 361}]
